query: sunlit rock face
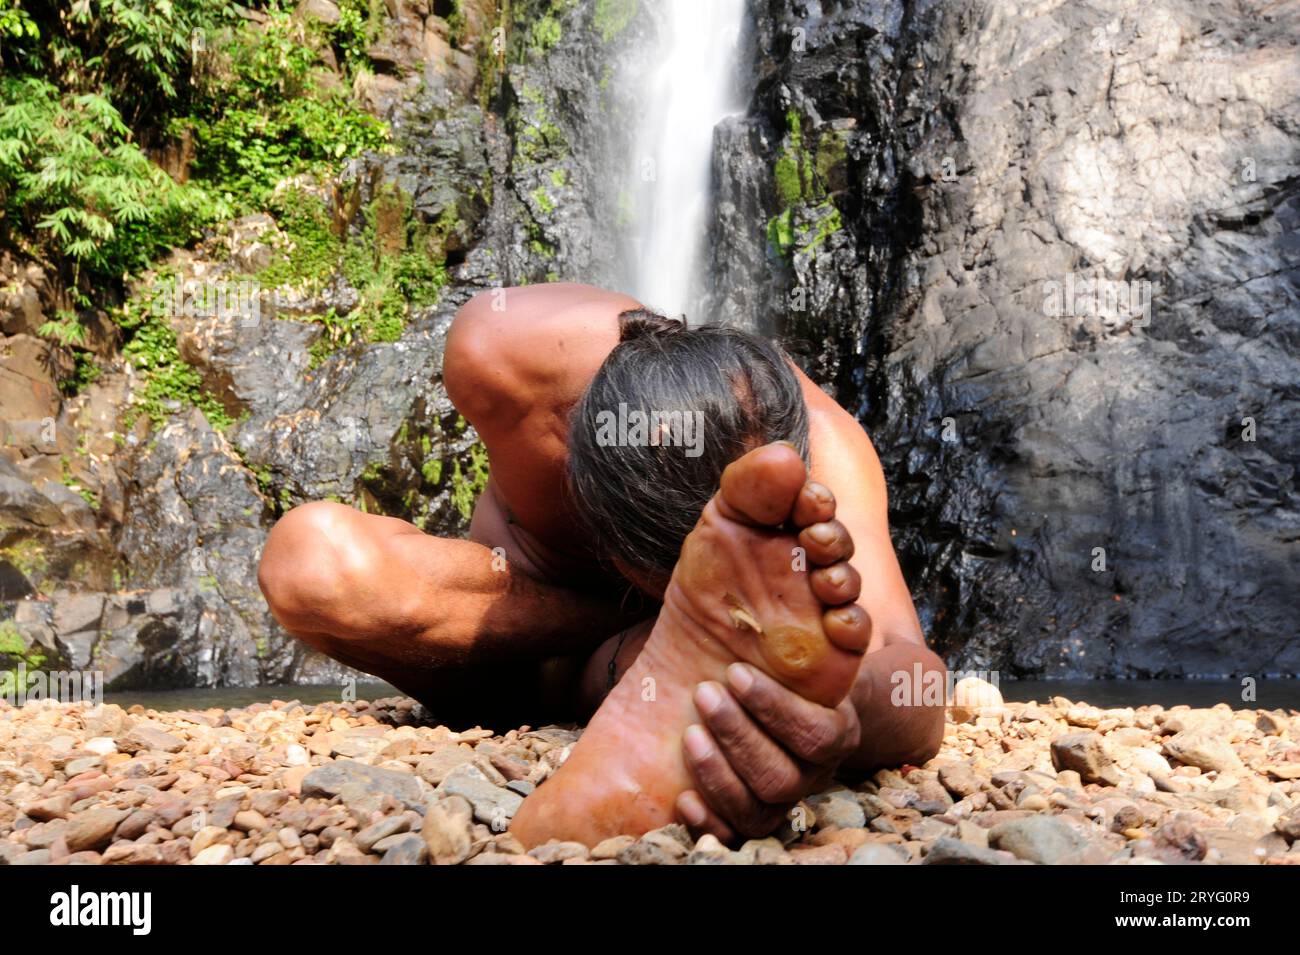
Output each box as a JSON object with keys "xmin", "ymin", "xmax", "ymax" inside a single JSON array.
[{"xmin": 712, "ymin": 0, "xmax": 1300, "ymax": 676}]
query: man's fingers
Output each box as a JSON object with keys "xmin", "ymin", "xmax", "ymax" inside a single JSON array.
[
  {"xmin": 725, "ymin": 663, "xmax": 857, "ymax": 764},
  {"xmin": 675, "ymin": 790, "xmax": 736, "ymax": 845},
  {"xmin": 694, "ymin": 681, "xmax": 810, "ymax": 805},
  {"xmin": 681, "ymin": 722, "xmax": 788, "ymax": 838}
]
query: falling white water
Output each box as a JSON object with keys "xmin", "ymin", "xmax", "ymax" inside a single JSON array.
[{"xmin": 629, "ymin": 0, "xmax": 747, "ymax": 320}]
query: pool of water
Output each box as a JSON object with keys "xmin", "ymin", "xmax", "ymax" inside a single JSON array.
[
  {"xmin": 1001, "ymin": 678, "xmax": 1297, "ymax": 711},
  {"xmin": 100, "ymin": 678, "xmax": 1300, "ymax": 713},
  {"xmin": 105, "ymin": 682, "xmax": 399, "ymax": 712}
]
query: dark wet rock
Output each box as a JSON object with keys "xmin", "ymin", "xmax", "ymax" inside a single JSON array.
[{"xmin": 724, "ymin": 0, "xmax": 1300, "ymax": 677}]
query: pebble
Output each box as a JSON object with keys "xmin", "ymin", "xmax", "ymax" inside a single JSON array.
[
  {"xmin": 1051, "ymin": 732, "xmax": 1123, "ymax": 786},
  {"xmin": 1164, "ymin": 730, "xmax": 1244, "ymax": 774},
  {"xmin": 528, "ymin": 841, "xmax": 589, "ymax": 864},
  {"xmin": 379, "ymin": 834, "xmax": 429, "ymax": 865},
  {"xmin": 988, "ymin": 816, "xmax": 1091, "ymax": 865},
  {"xmin": 922, "ymin": 838, "xmax": 1012, "ymax": 865},
  {"xmin": 63, "ymin": 808, "xmax": 127, "ymax": 853},
  {"xmin": 355, "ymin": 815, "xmax": 409, "ymax": 852},
  {"xmin": 437, "ymin": 765, "xmax": 523, "ymax": 825},
  {"xmin": 301, "ymin": 760, "xmax": 429, "ymax": 812},
  {"xmin": 421, "ymin": 796, "xmax": 473, "ymax": 865},
  {"xmin": 192, "ymin": 844, "xmax": 234, "ymax": 865},
  {"xmin": 848, "ymin": 843, "xmax": 910, "ymax": 865}
]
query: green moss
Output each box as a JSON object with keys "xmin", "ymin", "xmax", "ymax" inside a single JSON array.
[
  {"xmin": 593, "ymin": 0, "xmax": 638, "ymax": 41},
  {"xmin": 0, "ymin": 621, "xmax": 25, "ymax": 656},
  {"xmin": 2, "ymin": 539, "xmax": 47, "ymax": 579},
  {"xmin": 449, "ymin": 441, "xmax": 490, "ymax": 521},
  {"xmin": 530, "ymin": 14, "xmax": 562, "ymax": 52},
  {"xmin": 516, "ymin": 84, "xmax": 567, "ymax": 166},
  {"xmin": 766, "ymin": 209, "xmax": 795, "ymax": 258},
  {"xmin": 0, "ymin": 621, "xmax": 47, "ymax": 696},
  {"xmin": 767, "ymin": 111, "xmax": 846, "ymax": 261},
  {"xmin": 531, "ymin": 185, "xmax": 556, "ymax": 214},
  {"xmin": 802, "ymin": 201, "xmax": 843, "ymax": 255}
]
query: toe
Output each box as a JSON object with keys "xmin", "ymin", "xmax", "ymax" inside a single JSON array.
[
  {"xmin": 798, "ymin": 519, "xmax": 855, "ymax": 565},
  {"xmin": 717, "ymin": 442, "xmax": 808, "ymax": 526},
  {"xmin": 822, "ymin": 603, "xmax": 871, "ymax": 653},
  {"xmin": 810, "ymin": 561, "xmax": 862, "ymax": 605},
  {"xmin": 792, "ymin": 481, "xmax": 836, "ymax": 527}
]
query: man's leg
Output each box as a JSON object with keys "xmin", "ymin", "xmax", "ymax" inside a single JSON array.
[{"xmin": 258, "ymin": 500, "xmax": 640, "ymax": 725}]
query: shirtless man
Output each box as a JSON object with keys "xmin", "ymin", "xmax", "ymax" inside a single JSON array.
[{"xmin": 258, "ymin": 283, "xmax": 946, "ymax": 847}]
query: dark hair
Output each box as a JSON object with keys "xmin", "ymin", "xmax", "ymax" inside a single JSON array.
[{"xmin": 567, "ymin": 308, "xmax": 810, "ymax": 586}]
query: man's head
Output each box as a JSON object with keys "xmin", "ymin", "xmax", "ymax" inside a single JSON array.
[{"xmin": 567, "ymin": 308, "xmax": 810, "ymax": 594}]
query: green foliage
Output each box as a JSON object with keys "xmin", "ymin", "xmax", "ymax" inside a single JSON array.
[
  {"xmin": 258, "ymin": 188, "xmax": 343, "ymax": 290},
  {"xmin": 260, "ymin": 186, "xmax": 448, "ymax": 368},
  {"xmin": 113, "ymin": 278, "xmax": 234, "ymax": 430},
  {"xmin": 0, "ymin": 2, "xmax": 37, "ymax": 41},
  {"xmin": 330, "ymin": 0, "xmax": 387, "ymax": 73},
  {"xmin": 59, "ymin": 350, "xmax": 102, "ymax": 396},
  {"xmin": 0, "ymin": 76, "xmax": 218, "ymax": 285},
  {"xmin": 37, "ymin": 309, "xmax": 88, "ymax": 348},
  {"xmin": 1, "ymin": 1, "xmax": 232, "ymax": 122},
  {"xmin": 180, "ymin": 2, "xmax": 389, "ymax": 210}
]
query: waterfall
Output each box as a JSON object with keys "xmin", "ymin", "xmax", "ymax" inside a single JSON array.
[{"xmin": 627, "ymin": 0, "xmax": 748, "ymax": 321}]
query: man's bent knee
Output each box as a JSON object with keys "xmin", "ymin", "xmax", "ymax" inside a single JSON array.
[{"xmin": 259, "ymin": 501, "xmax": 369, "ymax": 636}]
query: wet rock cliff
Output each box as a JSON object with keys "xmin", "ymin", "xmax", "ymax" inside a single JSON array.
[{"xmin": 712, "ymin": 0, "xmax": 1299, "ymax": 677}]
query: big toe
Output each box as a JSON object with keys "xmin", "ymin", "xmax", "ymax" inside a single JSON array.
[{"xmin": 717, "ymin": 442, "xmax": 808, "ymax": 527}]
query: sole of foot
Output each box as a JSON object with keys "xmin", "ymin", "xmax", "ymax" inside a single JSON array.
[{"xmin": 511, "ymin": 442, "xmax": 870, "ymax": 847}]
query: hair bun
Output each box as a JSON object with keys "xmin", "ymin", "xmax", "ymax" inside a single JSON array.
[{"xmin": 618, "ymin": 308, "xmax": 685, "ymax": 342}]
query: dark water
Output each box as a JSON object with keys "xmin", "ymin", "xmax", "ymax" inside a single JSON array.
[
  {"xmin": 104, "ymin": 682, "xmax": 399, "ymax": 712},
  {"xmin": 103, "ymin": 679, "xmax": 1300, "ymax": 713},
  {"xmin": 1001, "ymin": 679, "xmax": 1298, "ymax": 711}
]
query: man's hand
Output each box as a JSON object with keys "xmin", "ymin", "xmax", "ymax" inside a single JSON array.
[{"xmin": 674, "ymin": 662, "xmax": 862, "ymax": 843}]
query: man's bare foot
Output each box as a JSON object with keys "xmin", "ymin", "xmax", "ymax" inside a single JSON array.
[{"xmin": 510, "ymin": 442, "xmax": 870, "ymax": 847}]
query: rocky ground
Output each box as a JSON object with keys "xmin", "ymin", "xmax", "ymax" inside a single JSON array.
[{"xmin": 2, "ymin": 685, "xmax": 1297, "ymax": 865}]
